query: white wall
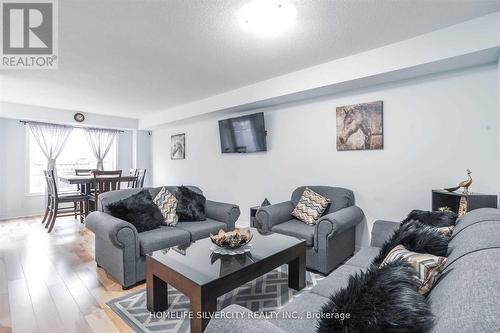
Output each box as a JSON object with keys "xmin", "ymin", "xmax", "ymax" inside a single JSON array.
[
  {"xmin": 0, "ymin": 118, "xmax": 136, "ymax": 219},
  {"xmin": 0, "ymin": 120, "xmax": 6, "ymax": 218},
  {"xmin": 151, "ymin": 64, "xmax": 499, "ymax": 247},
  {"xmin": 133, "ymin": 130, "xmax": 152, "ymax": 186},
  {"xmin": 498, "ymin": 57, "xmax": 500, "ymax": 207}
]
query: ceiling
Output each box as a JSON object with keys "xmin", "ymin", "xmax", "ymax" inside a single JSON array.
[{"xmin": 1, "ymin": 0, "xmax": 499, "ymax": 119}]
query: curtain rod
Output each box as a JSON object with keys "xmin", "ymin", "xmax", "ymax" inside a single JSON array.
[{"xmin": 19, "ymin": 120, "xmax": 125, "ymax": 133}]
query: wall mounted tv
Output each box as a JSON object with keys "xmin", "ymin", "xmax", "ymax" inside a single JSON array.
[{"xmin": 218, "ymin": 112, "xmax": 267, "ymax": 153}]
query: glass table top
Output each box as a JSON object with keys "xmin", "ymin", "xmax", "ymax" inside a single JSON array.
[{"xmin": 147, "ymin": 228, "xmax": 304, "ymax": 286}]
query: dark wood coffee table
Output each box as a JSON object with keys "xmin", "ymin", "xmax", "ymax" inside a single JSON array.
[{"xmin": 146, "ymin": 228, "xmax": 306, "ymax": 333}]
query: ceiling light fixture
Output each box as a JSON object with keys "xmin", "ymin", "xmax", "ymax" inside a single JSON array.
[{"xmin": 239, "ymin": 0, "xmax": 297, "ymax": 37}]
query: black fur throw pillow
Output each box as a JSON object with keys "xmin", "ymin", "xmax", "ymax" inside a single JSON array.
[
  {"xmin": 317, "ymin": 260, "xmax": 434, "ymax": 333},
  {"xmin": 372, "ymin": 220, "xmax": 449, "ymax": 266},
  {"xmin": 106, "ymin": 190, "xmax": 163, "ymax": 233},
  {"xmin": 402, "ymin": 209, "xmax": 457, "ymax": 227},
  {"xmin": 174, "ymin": 186, "xmax": 206, "ymax": 222}
]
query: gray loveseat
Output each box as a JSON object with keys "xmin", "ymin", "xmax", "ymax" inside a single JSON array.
[
  {"xmin": 85, "ymin": 186, "xmax": 240, "ymax": 288},
  {"xmin": 256, "ymin": 186, "xmax": 365, "ymax": 274},
  {"xmin": 207, "ymin": 208, "xmax": 500, "ymax": 333}
]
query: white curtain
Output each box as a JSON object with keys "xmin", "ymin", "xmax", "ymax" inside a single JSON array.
[
  {"xmin": 84, "ymin": 128, "xmax": 120, "ymax": 170},
  {"xmin": 28, "ymin": 122, "xmax": 73, "ymax": 171}
]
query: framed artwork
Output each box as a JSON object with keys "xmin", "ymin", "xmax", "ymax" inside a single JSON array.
[
  {"xmin": 336, "ymin": 101, "xmax": 383, "ymax": 151},
  {"xmin": 171, "ymin": 133, "xmax": 185, "ymax": 160}
]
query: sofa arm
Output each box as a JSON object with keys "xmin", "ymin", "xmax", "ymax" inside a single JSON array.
[
  {"xmin": 205, "ymin": 200, "xmax": 240, "ymax": 230},
  {"xmin": 205, "ymin": 304, "xmax": 285, "ymax": 333},
  {"xmin": 370, "ymin": 219, "xmax": 400, "ymax": 248},
  {"xmin": 256, "ymin": 201, "xmax": 295, "ymax": 232},
  {"xmin": 314, "ymin": 205, "xmax": 364, "ymax": 250},
  {"xmin": 85, "ymin": 211, "xmax": 140, "ymax": 258}
]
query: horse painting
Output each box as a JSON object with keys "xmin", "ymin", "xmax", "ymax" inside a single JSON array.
[
  {"xmin": 336, "ymin": 101, "xmax": 383, "ymax": 150},
  {"xmin": 171, "ymin": 133, "xmax": 186, "ymax": 159}
]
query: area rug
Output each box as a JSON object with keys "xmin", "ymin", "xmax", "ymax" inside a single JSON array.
[{"xmin": 107, "ymin": 265, "xmax": 324, "ymax": 333}]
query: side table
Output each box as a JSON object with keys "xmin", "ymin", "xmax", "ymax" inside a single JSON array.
[{"xmin": 432, "ymin": 190, "xmax": 497, "ymax": 213}]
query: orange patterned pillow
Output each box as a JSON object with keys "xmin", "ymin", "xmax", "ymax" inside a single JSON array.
[{"xmin": 381, "ymin": 244, "xmax": 447, "ymax": 294}]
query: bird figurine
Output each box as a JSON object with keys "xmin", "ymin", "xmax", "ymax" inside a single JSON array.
[{"xmin": 444, "ymin": 169, "xmax": 472, "ymax": 194}]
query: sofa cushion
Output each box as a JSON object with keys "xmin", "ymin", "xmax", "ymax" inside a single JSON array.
[
  {"xmin": 445, "ymin": 220, "xmax": 500, "ymax": 268},
  {"xmin": 452, "ymin": 207, "xmax": 500, "ymax": 234},
  {"xmin": 428, "ymin": 248, "xmax": 500, "ymax": 333},
  {"xmin": 176, "ymin": 219, "xmax": 227, "ymax": 241},
  {"xmin": 138, "ymin": 226, "xmax": 191, "ymax": 255},
  {"xmin": 153, "ymin": 187, "xmax": 179, "ymax": 226},
  {"xmin": 381, "ymin": 244, "xmax": 446, "ymax": 295},
  {"xmin": 370, "ymin": 220, "xmax": 400, "ymax": 248},
  {"xmin": 150, "ymin": 185, "xmax": 203, "ymax": 203},
  {"xmin": 174, "ymin": 186, "xmax": 207, "ymax": 221},
  {"xmin": 271, "ymin": 219, "xmax": 315, "ymax": 246},
  {"xmin": 372, "ymin": 220, "xmax": 450, "ymax": 266},
  {"xmin": 402, "ymin": 209, "xmax": 458, "ymax": 227},
  {"xmin": 436, "ymin": 225, "xmax": 454, "ymax": 236},
  {"xmin": 272, "ymin": 292, "xmax": 328, "ymax": 333},
  {"xmin": 291, "ymin": 186, "xmax": 354, "ymax": 215},
  {"xmin": 317, "ymin": 260, "xmax": 433, "ymax": 333},
  {"xmin": 345, "ymin": 246, "xmax": 380, "ymax": 268},
  {"xmin": 310, "ymin": 264, "xmax": 362, "ymax": 298},
  {"xmin": 291, "ymin": 187, "xmax": 330, "ymax": 225},
  {"xmin": 106, "ymin": 190, "xmax": 164, "ymax": 233}
]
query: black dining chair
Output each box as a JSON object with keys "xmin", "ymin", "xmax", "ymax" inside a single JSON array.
[{"xmin": 42, "ymin": 170, "xmax": 89, "ymax": 233}]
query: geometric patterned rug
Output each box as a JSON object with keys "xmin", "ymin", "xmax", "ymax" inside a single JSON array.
[{"xmin": 107, "ymin": 265, "xmax": 324, "ymax": 333}]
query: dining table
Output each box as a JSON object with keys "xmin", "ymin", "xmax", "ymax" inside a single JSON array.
[
  {"xmin": 59, "ymin": 174, "xmax": 138, "ymax": 212},
  {"xmin": 59, "ymin": 175, "xmax": 138, "ymax": 186}
]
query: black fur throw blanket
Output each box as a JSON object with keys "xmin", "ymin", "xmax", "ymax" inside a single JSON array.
[
  {"xmin": 372, "ymin": 220, "xmax": 450, "ymax": 266},
  {"xmin": 317, "ymin": 260, "xmax": 434, "ymax": 333},
  {"xmin": 401, "ymin": 209, "xmax": 457, "ymax": 228}
]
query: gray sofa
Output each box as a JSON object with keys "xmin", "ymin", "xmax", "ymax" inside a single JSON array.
[
  {"xmin": 206, "ymin": 208, "xmax": 500, "ymax": 333},
  {"xmin": 256, "ymin": 186, "xmax": 365, "ymax": 274},
  {"xmin": 85, "ymin": 186, "xmax": 240, "ymax": 288}
]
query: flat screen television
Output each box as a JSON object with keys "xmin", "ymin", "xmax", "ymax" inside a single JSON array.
[{"xmin": 218, "ymin": 112, "xmax": 267, "ymax": 153}]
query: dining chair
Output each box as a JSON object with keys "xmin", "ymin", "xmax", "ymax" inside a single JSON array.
[
  {"xmin": 135, "ymin": 169, "xmax": 147, "ymax": 188},
  {"xmin": 127, "ymin": 169, "xmax": 138, "ymax": 188},
  {"xmin": 88, "ymin": 170, "xmax": 122, "ymax": 211},
  {"xmin": 73, "ymin": 169, "xmax": 94, "ymax": 217},
  {"xmin": 41, "ymin": 170, "xmax": 89, "ymax": 233},
  {"xmin": 75, "ymin": 168, "xmax": 93, "ymax": 176}
]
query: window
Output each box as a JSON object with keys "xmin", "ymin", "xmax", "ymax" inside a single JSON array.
[{"xmin": 28, "ymin": 128, "xmax": 117, "ymax": 194}]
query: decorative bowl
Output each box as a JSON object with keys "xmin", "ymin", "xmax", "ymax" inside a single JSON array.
[{"xmin": 209, "ymin": 228, "xmax": 253, "ymax": 250}]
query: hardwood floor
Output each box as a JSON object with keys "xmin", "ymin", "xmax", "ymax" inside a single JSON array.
[{"xmin": 0, "ymin": 216, "xmax": 144, "ymax": 333}]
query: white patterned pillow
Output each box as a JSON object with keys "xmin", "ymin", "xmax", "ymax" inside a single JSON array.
[
  {"xmin": 153, "ymin": 187, "xmax": 178, "ymax": 226},
  {"xmin": 381, "ymin": 244, "xmax": 447, "ymax": 294},
  {"xmin": 292, "ymin": 187, "xmax": 330, "ymax": 225}
]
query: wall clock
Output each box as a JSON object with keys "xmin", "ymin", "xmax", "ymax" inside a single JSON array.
[{"xmin": 74, "ymin": 113, "xmax": 85, "ymax": 122}]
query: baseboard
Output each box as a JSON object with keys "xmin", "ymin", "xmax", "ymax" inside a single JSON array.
[{"xmin": 0, "ymin": 212, "xmax": 44, "ymax": 221}]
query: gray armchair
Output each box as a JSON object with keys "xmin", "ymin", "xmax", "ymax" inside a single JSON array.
[
  {"xmin": 86, "ymin": 186, "xmax": 240, "ymax": 288},
  {"xmin": 256, "ymin": 186, "xmax": 364, "ymax": 274}
]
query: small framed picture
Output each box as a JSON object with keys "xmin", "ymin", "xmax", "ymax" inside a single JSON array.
[{"xmin": 171, "ymin": 133, "xmax": 185, "ymax": 160}]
